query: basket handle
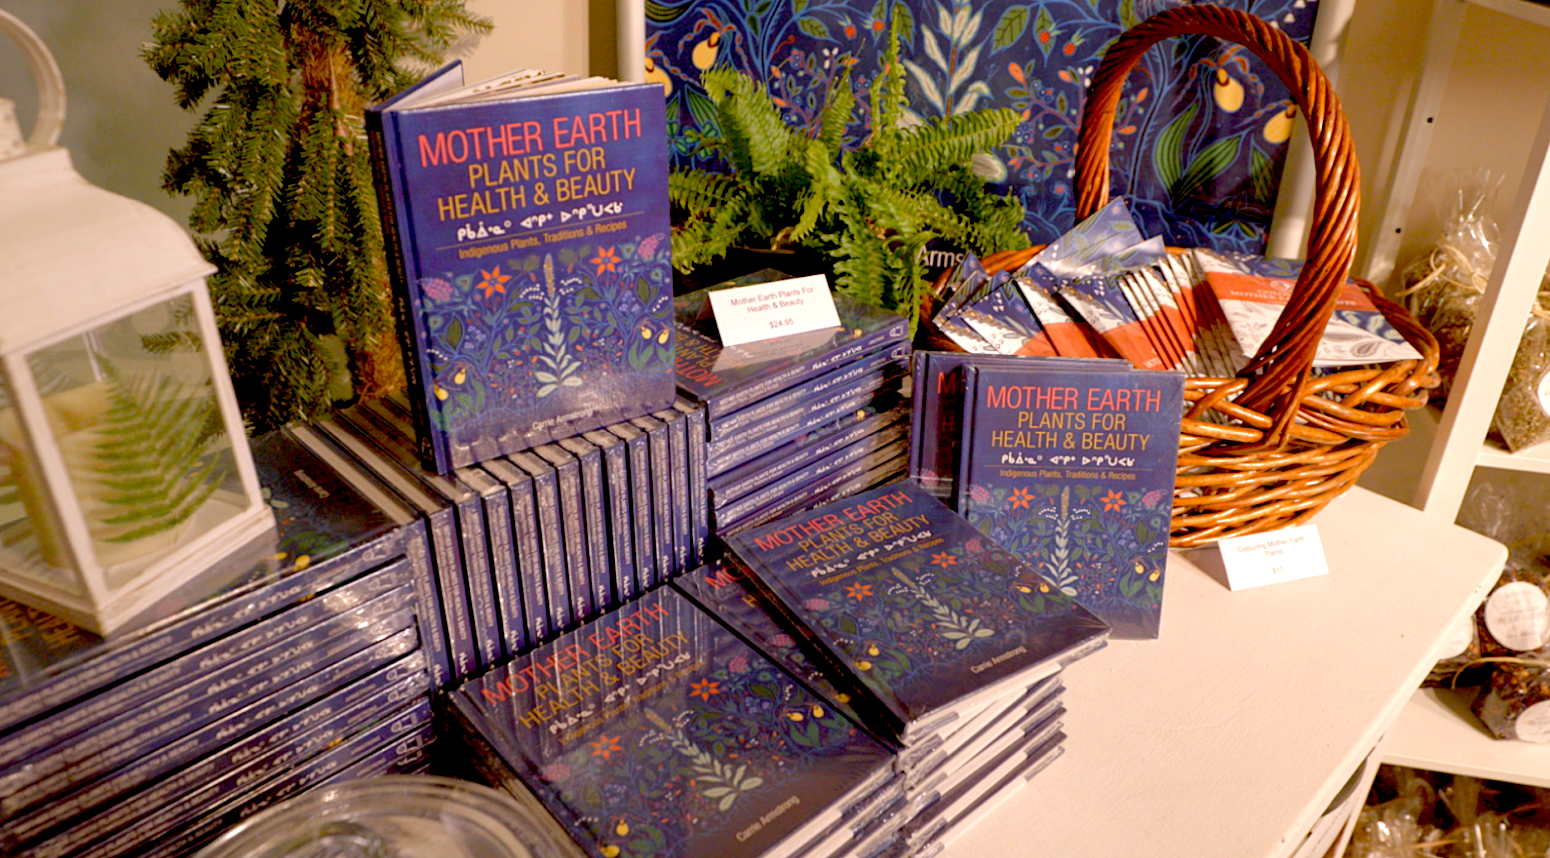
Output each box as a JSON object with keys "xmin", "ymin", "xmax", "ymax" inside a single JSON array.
[
  {"xmin": 1073, "ymin": 5, "xmax": 1358, "ymax": 448},
  {"xmin": 0, "ymin": 8, "xmax": 66, "ymax": 153}
]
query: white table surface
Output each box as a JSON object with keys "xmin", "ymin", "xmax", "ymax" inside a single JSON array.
[{"xmin": 940, "ymin": 486, "xmax": 1506, "ymax": 858}]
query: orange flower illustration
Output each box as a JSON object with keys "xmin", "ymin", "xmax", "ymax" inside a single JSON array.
[
  {"xmin": 1009, "ymin": 487, "xmax": 1034, "ymax": 509},
  {"xmin": 589, "ymin": 734, "xmax": 623, "ymax": 759},
  {"xmin": 1100, "ymin": 490, "xmax": 1127, "ymax": 511},
  {"xmin": 476, "ymin": 266, "xmax": 510, "ymax": 298},
  {"xmin": 845, "ymin": 582, "xmax": 873, "ymax": 601},
  {"xmin": 930, "ymin": 552, "xmax": 957, "ymax": 568},
  {"xmin": 591, "ymin": 246, "xmax": 621, "ymax": 274},
  {"xmin": 689, "ymin": 679, "xmax": 721, "ymax": 701}
]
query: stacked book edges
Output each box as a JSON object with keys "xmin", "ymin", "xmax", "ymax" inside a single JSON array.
[
  {"xmin": 451, "ymin": 479, "xmax": 1110, "ymax": 858},
  {"xmin": 0, "ymin": 431, "xmax": 434, "ymax": 858},
  {"xmin": 926, "ymin": 198, "xmax": 1421, "ymax": 374},
  {"xmin": 674, "ymin": 271, "xmax": 913, "ymax": 536},
  {"xmin": 908, "ymin": 351, "xmax": 1184, "ymax": 640},
  {"xmin": 296, "ymin": 391, "xmax": 709, "ymax": 686}
]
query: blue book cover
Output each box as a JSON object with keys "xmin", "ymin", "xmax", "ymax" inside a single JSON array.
[
  {"xmin": 449, "ymin": 586, "xmax": 896, "ymax": 858},
  {"xmin": 629, "ymin": 415, "xmax": 677, "ymax": 585},
  {"xmin": 534, "ymin": 444, "xmax": 598, "ymax": 623},
  {"xmin": 367, "ymin": 63, "xmax": 676, "ymax": 474},
  {"xmin": 559, "ymin": 436, "xmax": 617, "ymax": 613},
  {"xmin": 909, "ymin": 352, "xmax": 1126, "ymax": 501},
  {"xmin": 480, "ymin": 457, "xmax": 552, "ymax": 647},
  {"xmin": 956, "ymin": 365, "xmax": 1183, "ymax": 639},
  {"xmin": 675, "ymin": 285, "xmax": 910, "ymax": 421},
  {"xmin": 0, "ymin": 430, "xmax": 410, "ymax": 737},
  {"xmin": 509, "ymin": 451, "xmax": 576, "ymax": 634},
  {"xmin": 457, "ymin": 464, "xmax": 528, "ymax": 658},
  {"xmin": 721, "ymin": 481, "xmax": 1109, "ymax": 745},
  {"xmin": 607, "ymin": 421, "xmax": 659, "ymax": 592},
  {"xmin": 582, "ymin": 429, "xmax": 638, "ymax": 603},
  {"xmin": 670, "ymin": 399, "xmax": 709, "ymax": 569},
  {"xmin": 313, "ymin": 414, "xmax": 478, "ymax": 680}
]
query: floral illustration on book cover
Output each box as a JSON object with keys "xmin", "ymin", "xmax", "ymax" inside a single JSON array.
[
  {"xmin": 417, "ymin": 238, "xmax": 674, "ymax": 454},
  {"xmin": 457, "ymin": 589, "xmax": 891, "ymax": 858}
]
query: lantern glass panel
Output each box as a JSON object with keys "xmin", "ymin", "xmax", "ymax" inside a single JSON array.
[
  {"xmin": 0, "ymin": 369, "xmax": 84, "ymax": 594},
  {"xmin": 26, "ymin": 293, "xmax": 243, "ymax": 588}
]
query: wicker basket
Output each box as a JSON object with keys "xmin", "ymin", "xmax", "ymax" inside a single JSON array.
[{"xmin": 951, "ymin": 5, "xmax": 1440, "ymax": 548}]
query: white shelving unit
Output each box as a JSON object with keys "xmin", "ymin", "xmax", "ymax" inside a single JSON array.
[{"xmin": 1358, "ymin": 0, "xmax": 1550, "ymax": 789}]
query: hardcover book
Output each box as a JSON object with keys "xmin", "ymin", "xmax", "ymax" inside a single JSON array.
[
  {"xmin": 956, "ymin": 364, "xmax": 1184, "ymax": 639},
  {"xmin": 720, "ymin": 480, "xmax": 1110, "ymax": 745},
  {"xmin": 674, "ymin": 281, "xmax": 910, "ymax": 421},
  {"xmin": 448, "ymin": 586, "xmax": 897, "ymax": 858},
  {"xmin": 481, "ymin": 457, "xmax": 553, "ymax": 646},
  {"xmin": 628, "ymin": 415, "xmax": 677, "ymax": 584},
  {"xmin": 367, "ymin": 62, "xmax": 676, "ymax": 474},
  {"xmin": 710, "ymin": 400, "xmax": 910, "ymax": 508},
  {"xmin": 670, "ymin": 399, "xmax": 710, "ymax": 569},
  {"xmin": 559, "ymin": 435, "xmax": 618, "ymax": 613},
  {"xmin": 456, "ymin": 464, "xmax": 530, "ymax": 658},
  {"xmin": 724, "ymin": 450, "xmax": 909, "ymax": 538},
  {"xmin": 581, "ymin": 429, "xmax": 638, "ymax": 602},
  {"xmin": 652, "ymin": 408, "xmax": 692, "ymax": 576},
  {"xmin": 534, "ymin": 444, "xmax": 599, "ymax": 623},
  {"xmin": 606, "ymin": 421, "xmax": 660, "ymax": 592},
  {"xmin": 509, "ymin": 451, "xmax": 576, "ymax": 633}
]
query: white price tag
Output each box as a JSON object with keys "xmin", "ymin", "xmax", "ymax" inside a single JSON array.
[
  {"xmin": 1218, "ymin": 524, "xmax": 1330, "ymax": 590},
  {"xmin": 706, "ymin": 274, "xmax": 842, "ymax": 347}
]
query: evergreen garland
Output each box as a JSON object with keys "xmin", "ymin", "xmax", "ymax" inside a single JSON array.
[
  {"xmin": 144, "ymin": 0, "xmax": 490, "ymax": 432},
  {"xmin": 669, "ymin": 13, "xmax": 1027, "ymax": 331}
]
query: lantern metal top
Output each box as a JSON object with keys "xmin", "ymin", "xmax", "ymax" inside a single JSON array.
[{"xmin": 0, "ymin": 147, "xmax": 216, "ymax": 352}]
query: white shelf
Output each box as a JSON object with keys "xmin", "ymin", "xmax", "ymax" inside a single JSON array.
[
  {"xmin": 1386, "ymin": 687, "xmax": 1550, "ymax": 787},
  {"xmin": 941, "ymin": 488, "xmax": 1505, "ymax": 858}
]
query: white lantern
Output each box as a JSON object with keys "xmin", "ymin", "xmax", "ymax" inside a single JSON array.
[{"xmin": 0, "ymin": 11, "xmax": 273, "ymax": 633}]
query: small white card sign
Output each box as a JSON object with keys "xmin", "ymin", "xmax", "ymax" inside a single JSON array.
[
  {"xmin": 706, "ymin": 274, "xmax": 842, "ymax": 347},
  {"xmin": 1218, "ymin": 524, "xmax": 1330, "ymax": 591}
]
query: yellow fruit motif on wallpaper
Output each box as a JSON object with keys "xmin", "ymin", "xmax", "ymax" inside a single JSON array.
[
  {"xmin": 601, "ymin": 846, "xmax": 620, "ymax": 858},
  {"xmin": 645, "ymin": 57, "xmax": 672, "ymax": 96},
  {"xmin": 692, "ymin": 31, "xmax": 721, "ymax": 70},
  {"xmin": 615, "ymin": 819, "xmax": 629, "ymax": 836},
  {"xmin": 1213, "ymin": 68, "xmax": 1243, "ymax": 113},
  {"xmin": 1264, "ymin": 105, "xmax": 1297, "ymax": 143}
]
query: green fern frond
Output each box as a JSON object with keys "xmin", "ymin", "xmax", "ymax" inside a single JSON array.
[
  {"xmin": 668, "ymin": 169, "xmax": 747, "ymax": 214},
  {"xmin": 816, "ymin": 67, "xmax": 856, "ymax": 156},
  {"xmin": 887, "ymin": 109, "xmax": 1024, "ymax": 186},
  {"xmin": 868, "ymin": 12, "xmax": 910, "ymax": 151},
  {"xmin": 672, "ymin": 195, "xmax": 754, "ymax": 271},
  {"xmin": 704, "ymin": 68, "xmax": 797, "ymax": 179}
]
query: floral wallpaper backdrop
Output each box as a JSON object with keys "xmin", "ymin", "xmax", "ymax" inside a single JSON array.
[{"xmin": 644, "ymin": 0, "xmax": 1320, "ymax": 257}]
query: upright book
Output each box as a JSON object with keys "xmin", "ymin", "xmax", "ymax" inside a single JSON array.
[
  {"xmin": 720, "ymin": 480, "xmax": 1109, "ymax": 745},
  {"xmin": 367, "ymin": 63, "xmax": 676, "ymax": 473},
  {"xmin": 956, "ymin": 364, "xmax": 1184, "ymax": 639},
  {"xmin": 448, "ymin": 586, "xmax": 897, "ymax": 858}
]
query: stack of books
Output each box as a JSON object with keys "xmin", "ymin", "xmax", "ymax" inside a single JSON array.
[
  {"xmin": 298, "ymin": 394, "xmax": 708, "ymax": 684},
  {"xmin": 675, "ymin": 273, "xmax": 913, "ymax": 536},
  {"xmin": 449, "ymin": 479, "xmax": 1109, "ymax": 858},
  {"xmin": 0, "ymin": 431, "xmax": 435, "ymax": 858},
  {"xmin": 909, "ymin": 351, "xmax": 1184, "ymax": 640},
  {"xmin": 709, "ymin": 480, "xmax": 1111, "ymax": 854}
]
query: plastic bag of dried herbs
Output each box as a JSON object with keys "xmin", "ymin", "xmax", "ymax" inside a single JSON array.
[
  {"xmin": 1398, "ymin": 172, "xmax": 1501, "ymax": 402},
  {"xmin": 1492, "ymin": 314, "xmax": 1550, "ymax": 452}
]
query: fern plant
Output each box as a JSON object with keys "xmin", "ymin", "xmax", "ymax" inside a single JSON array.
[{"xmin": 668, "ymin": 15, "xmax": 1029, "ymax": 331}]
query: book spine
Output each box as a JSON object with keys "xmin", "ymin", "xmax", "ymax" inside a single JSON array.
[
  {"xmin": 609, "ymin": 424, "xmax": 658, "ymax": 591},
  {"xmin": 537, "ymin": 447, "xmax": 595, "ymax": 623},
  {"xmin": 58, "ymin": 698, "xmax": 435, "ymax": 858},
  {"xmin": 400, "ymin": 518, "xmax": 452, "ymax": 688},
  {"xmin": 630, "ymin": 416, "xmax": 676, "ymax": 584},
  {"xmin": 0, "ymin": 588, "xmax": 417, "ymax": 807},
  {"xmin": 705, "ymin": 377, "xmax": 904, "ymax": 475},
  {"xmin": 423, "ymin": 502, "xmax": 478, "ymax": 679},
  {"xmin": 705, "ymin": 319, "xmax": 910, "ymax": 418},
  {"xmin": 673, "ymin": 400, "xmax": 709, "ymax": 568},
  {"xmin": 584, "ymin": 431, "xmax": 636, "ymax": 602},
  {"xmin": 0, "ymin": 532, "xmax": 401, "ymax": 736},
  {"xmin": 710, "ymin": 407, "xmax": 908, "ymax": 508},
  {"xmin": 716, "ymin": 438, "xmax": 909, "ymax": 531},
  {"xmin": 491, "ymin": 463, "xmax": 550, "ymax": 646},
  {"xmin": 725, "ymin": 452, "xmax": 907, "ymax": 536},
  {"xmin": 908, "ymin": 351, "xmax": 932, "ymax": 484},
  {"xmin": 3, "ymin": 641, "xmax": 425, "ymax": 848},
  {"xmin": 953, "ymin": 365, "xmax": 981, "ymax": 510},
  {"xmin": 364, "ymin": 103, "xmax": 445, "ymax": 473},
  {"xmin": 519, "ymin": 457, "xmax": 575, "ymax": 633},
  {"xmin": 0, "ymin": 559, "xmax": 414, "ymax": 772},
  {"xmin": 653, "ymin": 410, "xmax": 692, "ymax": 576},
  {"xmin": 709, "ymin": 344, "xmax": 907, "ymax": 438},
  {"xmin": 452, "ymin": 486, "xmax": 502, "ymax": 670},
  {"xmin": 560, "ymin": 438, "xmax": 614, "ymax": 613},
  {"xmin": 474, "ymin": 476, "xmax": 527, "ymax": 657}
]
